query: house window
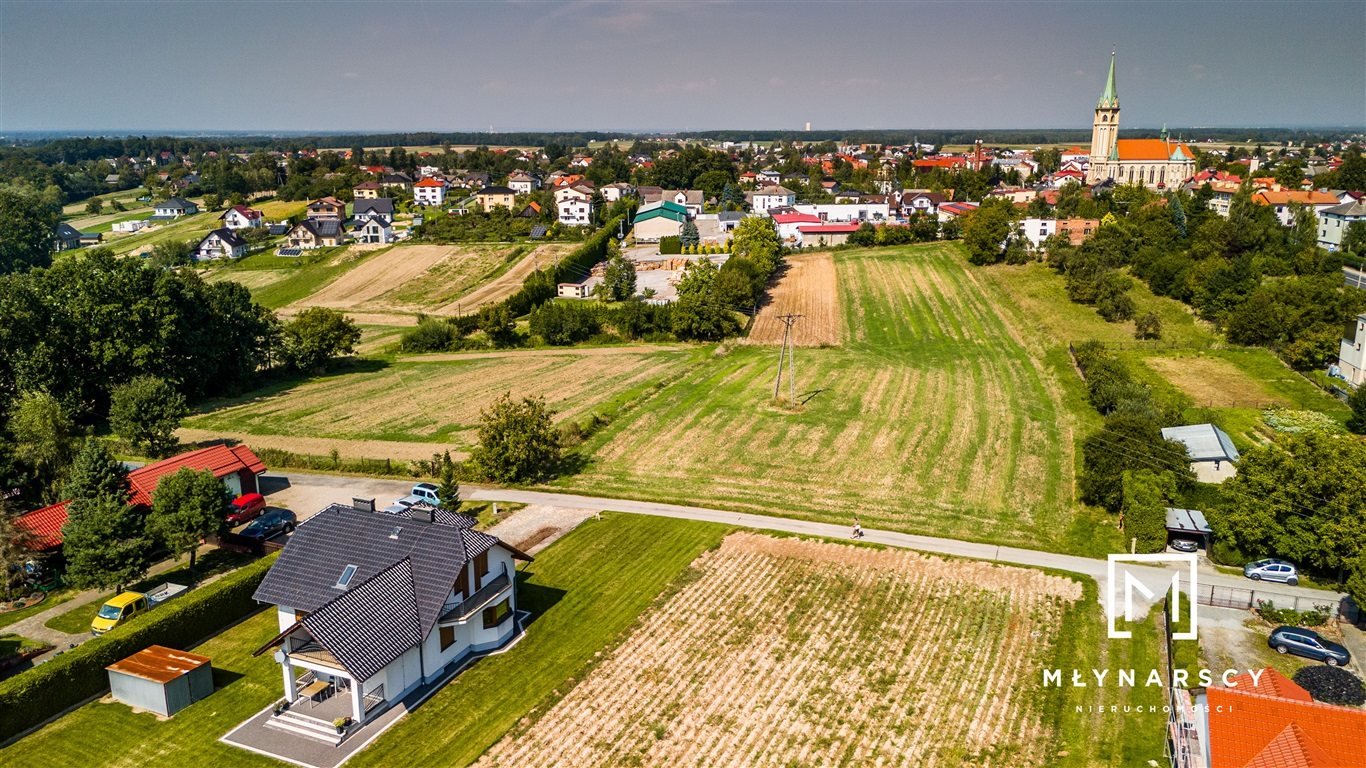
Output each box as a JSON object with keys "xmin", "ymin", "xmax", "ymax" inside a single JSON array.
[
  {"xmin": 482, "ymin": 599, "xmax": 512, "ymax": 629},
  {"xmin": 440, "ymin": 625, "xmax": 456, "ymax": 651},
  {"xmin": 294, "ymin": 609, "xmax": 309, "ymax": 621},
  {"xmin": 475, "ymin": 551, "xmax": 489, "ymax": 581}
]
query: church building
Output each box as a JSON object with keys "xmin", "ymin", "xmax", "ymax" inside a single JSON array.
[{"xmin": 1085, "ymin": 52, "xmax": 1196, "ymax": 189}]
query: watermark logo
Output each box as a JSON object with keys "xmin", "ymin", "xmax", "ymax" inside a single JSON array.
[{"xmin": 1106, "ymin": 553, "xmax": 1197, "ymax": 640}]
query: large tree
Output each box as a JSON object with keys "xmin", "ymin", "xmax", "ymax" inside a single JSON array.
[
  {"xmin": 8, "ymin": 391, "xmax": 80, "ymax": 503},
  {"xmin": 147, "ymin": 468, "xmax": 224, "ymax": 571},
  {"xmin": 282, "ymin": 307, "xmax": 361, "ymax": 372},
  {"xmin": 109, "ymin": 376, "xmax": 188, "ymax": 457},
  {"xmin": 601, "ymin": 247, "xmax": 637, "ymax": 301},
  {"xmin": 961, "ymin": 201, "xmax": 1015, "ymax": 265},
  {"xmin": 1215, "ymin": 432, "xmax": 1366, "ymax": 575},
  {"xmin": 62, "ymin": 441, "xmax": 149, "ymax": 591},
  {"xmin": 730, "ymin": 216, "xmax": 781, "ymax": 275},
  {"xmin": 0, "ymin": 185, "xmax": 58, "ymax": 274},
  {"xmin": 1121, "ymin": 470, "xmax": 1177, "ymax": 553},
  {"xmin": 471, "ymin": 394, "xmax": 562, "ymax": 484},
  {"xmin": 1080, "ymin": 412, "xmax": 1194, "ymax": 512}
]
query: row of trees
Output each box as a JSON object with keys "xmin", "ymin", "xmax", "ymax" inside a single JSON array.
[{"xmin": 0, "ymin": 246, "xmax": 359, "ymax": 507}]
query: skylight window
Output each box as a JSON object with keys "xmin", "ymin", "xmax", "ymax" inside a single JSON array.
[
  {"xmin": 389, "ymin": 526, "xmax": 403, "ymax": 540},
  {"xmin": 335, "ymin": 564, "xmax": 358, "ymax": 589}
]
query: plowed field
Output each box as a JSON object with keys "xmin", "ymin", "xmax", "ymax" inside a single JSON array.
[{"xmin": 746, "ymin": 251, "xmax": 844, "ymax": 346}]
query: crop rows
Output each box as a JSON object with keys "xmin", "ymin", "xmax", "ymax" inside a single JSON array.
[{"xmin": 477, "ymin": 533, "xmax": 1082, "ymax": 767}]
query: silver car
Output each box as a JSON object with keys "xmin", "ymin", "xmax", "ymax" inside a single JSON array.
[{"xmin": 1243, "ymin": 558, "xmax": 1299, "ymax": 586}]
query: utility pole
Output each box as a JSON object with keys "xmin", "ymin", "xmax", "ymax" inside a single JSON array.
[{"xmin": 772, "ymin": 314, "xmax": 802, "ymax": 406}]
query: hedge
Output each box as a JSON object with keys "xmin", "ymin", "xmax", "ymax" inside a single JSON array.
[
  {"xmin": 502, "ymin": 215, "xmax": 624, "ymax": 318},
  {"xmin": 0, "ymin": 552, "xmax": 279, "ymax": 742}
]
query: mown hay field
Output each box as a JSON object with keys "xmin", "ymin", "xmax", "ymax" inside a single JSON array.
[
  {"xmin": 745, "ymin": 251, "xmax": 845, "ymax": 346},
  {"xmin": 184, "ymin": 346, "xmax": 699, "ymax": 450},
  {"xmin": 561, "ymin": 243, "xmax": 1087, "ymax": 551},
  {"xmin": 293, "ymin": 243, "xmax": 572, "ymax": 316},
  {"xmin": 478, "ymin": 532, "xmax": 1082, "ymax": 768}
]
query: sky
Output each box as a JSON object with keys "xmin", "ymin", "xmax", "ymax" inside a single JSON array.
[{"xmin": 1, "ymin": 0, "xmax": 1363, "ymax": 134}]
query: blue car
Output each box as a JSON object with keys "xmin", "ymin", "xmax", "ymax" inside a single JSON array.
[
  {"xmin": 242, "ymin": 509, "xmax": 296, "ymax": 541},
  {"xmin": 1268, "ymin": 627, "xmax": 1351, "ymax": 666}
]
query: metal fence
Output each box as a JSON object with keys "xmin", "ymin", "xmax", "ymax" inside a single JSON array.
[{"xmin": 1194, "ymin": 583, "xmax": 1341, "ymax": 618}]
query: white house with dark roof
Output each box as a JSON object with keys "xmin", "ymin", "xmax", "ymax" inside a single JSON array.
[
  {"xmin": 252, "ymin": 502, "xmax": 530, "ymax": 740},
  {"xmin": 1338, "ymin": 313, "xmax": 1366, "ymax": 386},
  {"xmin": 1161, "ymin": 423, "xmax": 1240, "ymax": 483},
  {"xmin": 353, "ymin": 216, "xmax": 394, "ymax": 244},
  {"xmin": 153, "ymin": 197, "xmax": 199, "ymax": 219},
  {"xmin": 193, "ymin": 228, "xmax": 248, "ymax": 260},
  {"xmin": 352, "ymin": 197, "xmax": 395, "ymax": 223}
]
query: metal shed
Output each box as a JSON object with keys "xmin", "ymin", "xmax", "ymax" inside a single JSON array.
[{"xmin": 106, "ymin": 645, "xmax": 214, "ymax": 717}]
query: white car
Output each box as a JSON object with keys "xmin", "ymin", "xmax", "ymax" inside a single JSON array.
[{"xmin": 396, "ymin": 482, "xmax": 442, "ymax": 508}]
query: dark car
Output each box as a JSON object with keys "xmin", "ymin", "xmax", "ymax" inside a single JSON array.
[
  {"xmin": 241, "ymin": 509, "xmax": 296, "ymax": 541},
  {"xmin": 1268, "ymin": 626, "xmax": 1351, "ymax": 666},
  {"xmin": 227, "ymin": 493, "xmax": 267, "ymax": 525},
  {"xmin": 1169, "ymin": 538, "xmax": 1200, "ymax": 553}
]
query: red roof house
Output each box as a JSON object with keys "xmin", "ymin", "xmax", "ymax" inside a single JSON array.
[
  {"xmin": 15, "ymin": 444, "xmax": 266, "ymax": 551},
  {"xmin": 1205, "ymin": 668, "xmax": 1366, "ymax": 767}
]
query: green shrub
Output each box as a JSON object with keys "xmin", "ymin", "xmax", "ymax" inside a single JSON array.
[
  {"xmin": 0, "ymin": 553, "xmax": 278, "ymax": 741},
  {"xmin": 659, "ymin": 236, "xmax": 681, "ymax": 255},
  {"xmin": 1255, "ymin": 600, "xmax": 1333, "ymax": 628}
]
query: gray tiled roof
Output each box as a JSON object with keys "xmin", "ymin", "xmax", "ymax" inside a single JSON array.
[
  {"xmin": 354, "ymin": 198, "xmax": 395, "ymax": 216},
  {"xmin": 302, "ymin": 559, "xmax": 423, "ymax": 681}
]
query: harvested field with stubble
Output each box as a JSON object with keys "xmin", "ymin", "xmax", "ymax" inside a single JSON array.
[
  {"xmin": 1142, "ymin": 355, "xmax": 1292, "ymax": 408},
  {"xmin": 561, "ymin": 243, "xmax": 1096, "ymax": 553},
  {"xmin": 183, "ymin": 347, "xmax": 697, "ymax": 449},
  {"xmin": 745, "ymin": 251, "xmax": 844, "ymax": 346},
  {"xmin": 477, "ymin": 532, "xmax": 1083, "ymax": 768}
]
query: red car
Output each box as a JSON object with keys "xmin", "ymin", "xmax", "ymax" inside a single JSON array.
[{"xmin": 227, "ymin": 493, "xmax": 267, "ymax": 525}]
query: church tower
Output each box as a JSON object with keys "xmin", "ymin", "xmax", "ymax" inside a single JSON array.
[{"xmin": 1087, "ymin": 51, "xmax": 1120, "ymax": 183}]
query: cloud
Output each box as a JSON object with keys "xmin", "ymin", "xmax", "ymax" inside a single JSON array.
[
  {"xmin": 1188, "ymin": 63, "xmax": 1207, "ymax": 80},
  {"xmin": 768, "ymin": 76, "xmax": 786, "ymax": 88},
  {"xmin": 343, "ymin": 71, "xmax": 358, "ymax": 79}
]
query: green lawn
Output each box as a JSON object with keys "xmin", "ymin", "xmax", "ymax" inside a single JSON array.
[
  {"xmin": 104, "ymin": 211, "xmax": 220, "ymax": 257},
  {"xmin": 0, "ymin": 589, "xmax": 77, "ymax": 631},
  {"xmin": 556, "ymin": 243, "xmax": 1117, "ymax": 555},
  {"xmin": 44, "ymin": 549, "xmax": 256, "ymax": 635},
  {"xmin": 0, "ymin": 633, "xmax": 52, "ymax": 663},
  {"xmin": 208, "ymin": 247, "xmax": 375, "ymax": 309},
  {"xmin": 1, "ymin": 513, "xmax": 729, "ymax": 767}
]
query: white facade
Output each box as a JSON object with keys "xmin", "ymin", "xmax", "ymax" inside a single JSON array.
[
  {"xmin": 1320, "ymin": 201, "xmax": 1366, "ymax": 251},
  {"xmin": 112, "ymin": 219, "xmax": 148, "ymax": 233},
  {"xmin": 751, "ymin": 187, "xmax": 796, "ymax": 214},
  {"xmin": 355, "ymin": 218, "xmax": 394, "ymax": 244},
  {"xmin": 600, "ymin": 183, "xmax": 635, "ymax": 203},
  {"xmin": 194, "ymin": 231, "xmax": 246, "ymax": 260},
  {"xmin": 558, "ymin": 198, "xmax": 593, "ymax": 226},
  {"xmin": 1340, "ymin": 314, "xmax": 1366, "ymax": 386},
  {"xmin": 413, "ymin": 182, "xmax": 447, "ymax": 207},
  {"xmin": 1021, "ymin": 217, "xmax": 1058, "ymax": 248},
  {"xmin": 270, "ymin": 546, "xmax": 519, "ymax": 727},
  {"xmin": 222, "ymin": 208, "xmax": 263, "ymax": 229},
  {"xmin": 792, "ymin": 202, "xmax": 889, "ymax": 223}
]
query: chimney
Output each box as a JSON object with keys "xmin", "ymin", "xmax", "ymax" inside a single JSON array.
[
  {"xmin": 408, "ymin": 504, "xmax": 435, "ymax": 523},
  {"xmin": 352, "ymin": 497, "xmax": 375, "ymax": 513}
]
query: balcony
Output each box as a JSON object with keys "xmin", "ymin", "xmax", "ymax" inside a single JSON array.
[
  {"xmin": 438, "ymin": 571, "xmax": 511, "ymax": 624},
  {"xmin": 287, "ymin": 638, "xmax": 345, "ymax": 670}
]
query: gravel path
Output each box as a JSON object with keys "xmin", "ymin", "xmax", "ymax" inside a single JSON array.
[{"xmin": 484, "ymin": 504, "xmax": 597, "ymax": 555}]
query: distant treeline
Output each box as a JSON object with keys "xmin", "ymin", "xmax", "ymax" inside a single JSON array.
[{"xmin": 6, "ymin": 127, "xmax": 1360, "ymax": 164}]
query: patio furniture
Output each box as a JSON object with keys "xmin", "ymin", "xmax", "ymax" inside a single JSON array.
[{"xmin": 300, "ymin": 679, "xmax": 330, "ymax": 708}]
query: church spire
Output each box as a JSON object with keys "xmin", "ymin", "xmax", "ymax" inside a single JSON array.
[{"xmin": 1098, "ymin": 50, "xmax": 1119, "ymax": 109}]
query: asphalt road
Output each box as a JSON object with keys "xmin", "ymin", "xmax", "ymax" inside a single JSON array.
[{"xmin": 270, "ymin": 470, "xmax": 1349, "ymax": 613}]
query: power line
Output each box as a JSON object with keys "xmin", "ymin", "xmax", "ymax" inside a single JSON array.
[{"xmin": 772, "ymin": 313, "xmax": 802, "ymax": 407}]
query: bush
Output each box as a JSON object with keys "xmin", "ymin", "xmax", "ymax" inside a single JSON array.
[
  {"xmin": 1255, "ymin": 600, "xmax": 1333, "ymax": 628},
  {"xmin": 658, "ymin": 235, "xmax": 681, "ymax": 255},
  {"xmin": 1292, "ymin": 666, "xmax": 1366, "ymax": 706},
  {"xmin": 400, "ymin": 316, "xmax": 467, "ymax": 353},
  {"xmin": 0, "ymin": 553, "xmax": 278, "ymax": 741},
  {"xmin": 530, "ymin": 301, "xmax": 602, "ymax": 345}
]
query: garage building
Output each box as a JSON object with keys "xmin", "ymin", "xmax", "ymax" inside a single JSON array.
[{"xmin": 107, "ymin": 645, "xmax": 214, "ymax": 717}]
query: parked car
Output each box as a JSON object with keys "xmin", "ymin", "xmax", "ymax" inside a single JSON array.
[
  {"xmin": 1169, "ymin": 538, "xmax": 1200, "ymax": 553},
  {"xmin": 91, "ymin": 583, "xmax": 188, "ymax": 635},
  {"xmin": 1244, "ymin": 558, "xmax": 1299, "ymax": 585},
  {"xmin": 1268, "ymin": 626, "xmax": 1351, "ymax": 666},
  {"xmin": 227, "ymin": 492, "xmax": 267, "ymax": 525},
  {"xmin": 396, "ymin": 482, "xmax": 442, "ymax": 508},
  {"xmin": 241, "ymin": 509, "xmax": 297, "ymax": 541}
]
